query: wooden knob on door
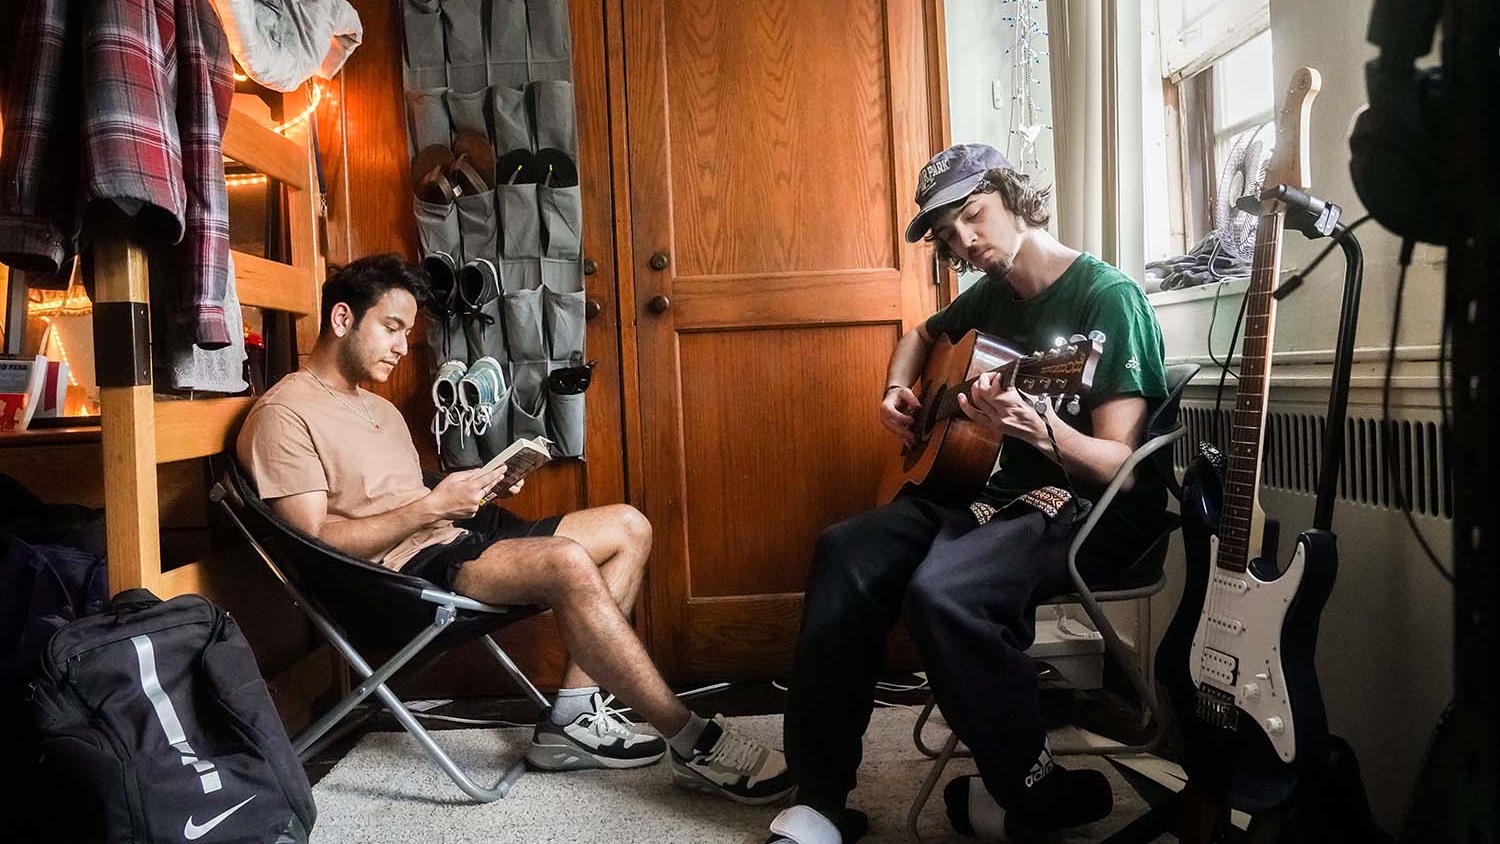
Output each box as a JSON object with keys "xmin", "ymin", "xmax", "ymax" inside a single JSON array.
[
  {"xmin": 648, "ymin": 251, "xmax": 670, "ymax": 271},
  {"xmin": 647, "ymin": 295, "xmax": 671, "ymax": 314},
  {"xmin": 583, "ymin": 258, "xmax": 599, "ymax": 276},
  {"xmin": 585, "ymin": 298, "xmax": 602, "ymax": 319}
]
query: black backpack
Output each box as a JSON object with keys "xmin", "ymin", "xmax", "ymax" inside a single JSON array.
[{"xmin": 24, "ymin": 590, "xmax": 316, "ymax": 843}]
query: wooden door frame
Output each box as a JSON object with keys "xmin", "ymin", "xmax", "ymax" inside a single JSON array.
[{"xmin": 604, "ymin": 0, "xmax": 956, "ymax": 677}]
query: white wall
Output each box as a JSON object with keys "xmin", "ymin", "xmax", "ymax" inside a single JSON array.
[{"xmin": 1269, "ymin": 0, "xmax": 1445, "ymax": 357}]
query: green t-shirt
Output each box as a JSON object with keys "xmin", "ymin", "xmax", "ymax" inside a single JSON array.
[{"xmin": 924, "ymin": 253, "xmax": 1169, "ymax": 551}]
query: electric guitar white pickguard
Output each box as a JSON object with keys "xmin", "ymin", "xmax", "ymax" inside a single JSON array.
[{"xmin": 1187, "ymin": 534, "xmax": 1306, "ymax": 763}]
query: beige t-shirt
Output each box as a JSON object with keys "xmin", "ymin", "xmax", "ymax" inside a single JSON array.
[{"xmin": 235, "ymin": 371, "xmax": 463, "ymax": 570}]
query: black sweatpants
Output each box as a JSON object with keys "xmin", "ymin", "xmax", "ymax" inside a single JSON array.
[{"xmin": 783, "ymin": 493, "xmax": 1120, "ymax": 808}]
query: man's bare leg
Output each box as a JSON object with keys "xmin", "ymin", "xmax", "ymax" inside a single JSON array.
[
  {"xmin": 552, "ymin": 503, "xmax": 651, "ymax": 691},
  {"xmin": 451, "ymin": 532, "xmax": 688, "ymax": 735}
]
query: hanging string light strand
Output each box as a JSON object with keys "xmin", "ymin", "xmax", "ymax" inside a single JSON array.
[{"xmin": 1000, "ymin": 0, "xmax": 1052, "ymax": 177}]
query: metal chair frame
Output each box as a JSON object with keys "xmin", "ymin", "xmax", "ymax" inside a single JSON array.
[{"xmin": 210, "ymin": 470, "xmax": 548, "ymax": 803}]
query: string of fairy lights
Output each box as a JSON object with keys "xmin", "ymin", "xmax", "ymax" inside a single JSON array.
[
  {"xmin": 1001, "ymin": 0, "xmax": 1052, "ymax": 178},
  {"xmin": 224, "ymin": 81, "xmax": 328, "ymax": 188}
]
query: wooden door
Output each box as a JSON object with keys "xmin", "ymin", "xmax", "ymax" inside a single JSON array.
[{"xmin": 624, "ymin": 0, "xmax": 942, "ymax": 681}]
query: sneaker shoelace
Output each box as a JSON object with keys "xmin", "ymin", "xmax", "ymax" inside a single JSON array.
[
  {"xmin": 704, "ymin": 726, "xmax": 765, "ymax": 772},
  {"xmin": 582, "ymin": 694, "xmax": 640, "ymax": 740}
]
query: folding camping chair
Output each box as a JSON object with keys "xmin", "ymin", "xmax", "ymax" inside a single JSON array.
[
  {"xmin": 210, "ymin": 460, "xmax": 549, "ymax": 802},
  {"xmin": 906, "ymin": 362, "xmax": 1200, "ymax": 842}
]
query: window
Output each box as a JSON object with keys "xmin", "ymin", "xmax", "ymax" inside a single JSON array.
[
  {"xmin": 1147, "ymin": 0, "xmax": 1273, "ymax": 281},
  {"xmin": 1180, "ymin": 30, "xmax": 1274, "ymax": 248}
]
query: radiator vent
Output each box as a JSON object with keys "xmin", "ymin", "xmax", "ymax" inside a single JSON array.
[{"xmin": 1174, "ymin": 406, "xmax": 1453, "ymax": 519}]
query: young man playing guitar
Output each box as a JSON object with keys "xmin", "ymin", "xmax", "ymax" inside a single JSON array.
[
  {"xmin": 768, "ymin": 145, "xmax": 1169, "ymax": 844},
  {"xmin": 237, "ymin": 254, "xmax": 793, "ymax": 805}
]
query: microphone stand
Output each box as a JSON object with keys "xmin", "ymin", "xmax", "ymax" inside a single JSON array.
[{"xmin": 1269, "ymin": 184, "xmax": 1364, "ymax": 531}]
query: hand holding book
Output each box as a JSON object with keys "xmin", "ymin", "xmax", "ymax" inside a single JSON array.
[{"xmin": 478, "ymin": 436, "xmax": 555, "ymax": 504}]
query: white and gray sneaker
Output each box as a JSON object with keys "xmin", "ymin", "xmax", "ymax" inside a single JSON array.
[
  {"xmin": 671, "ymin": 715, "xmax": 795, "ymax": 805},
  {"xmin": 526, "ymin": 693, "xmax": 666, "ymax": 770}
]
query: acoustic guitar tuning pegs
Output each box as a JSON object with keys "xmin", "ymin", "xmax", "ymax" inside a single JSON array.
[
  {"xmin": 1088, "ymin": 329, "xmax": 1107, "ymax": 345},
  {"xmin": 1067, "ymin": 395, "xmax": 1081, "ymax": 415}
]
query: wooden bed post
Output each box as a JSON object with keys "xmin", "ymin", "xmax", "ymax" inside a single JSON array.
[{"xmin": 90, "ymin": 214, "xmax": 162, "ymax": 596}]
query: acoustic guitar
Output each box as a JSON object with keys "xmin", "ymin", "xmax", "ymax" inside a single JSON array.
[{"xmin": 877, "ymin": 329, "xmax": 1101, "ymax": 504}]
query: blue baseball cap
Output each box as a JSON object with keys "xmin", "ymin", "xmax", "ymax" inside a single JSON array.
[{"xmin": 904, "ymin": 143, "xmax": 1012, "ymax": 243}]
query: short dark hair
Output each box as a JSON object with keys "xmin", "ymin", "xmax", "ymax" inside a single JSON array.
[
  {"xmin": 926, "ymin": 167, "xmax": 1053, "ymax": 273},
  {"xmin": 319, "ymin": 253, "xmax": 430, "ymax": 334}
]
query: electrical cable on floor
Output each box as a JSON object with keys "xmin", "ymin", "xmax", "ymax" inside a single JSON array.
[
  {"xmin": 406, "ymin": 711, "xmax": 536, "ymax": 728},
  {"xmin": 771, "ymin": 677, "xmax": 930, "ymax": 711},
  {"xmin": 606, "ymin": 682, "xmax": 732, "ymax": 719}
]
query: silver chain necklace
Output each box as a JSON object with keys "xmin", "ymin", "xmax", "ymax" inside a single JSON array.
[{"xmin": 305, "ymin": 369, "xmax": 381, "ymax": 431}]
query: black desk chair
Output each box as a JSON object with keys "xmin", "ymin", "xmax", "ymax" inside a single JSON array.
[
  {"xmin": 210, "ymin": 460, "xmax": 548, "ymax": 802},
  {"xmin": 906, "ymin": 362, "xmax": 1201, "ymax": 842}
]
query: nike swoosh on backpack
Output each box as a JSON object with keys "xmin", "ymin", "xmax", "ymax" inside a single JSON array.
[{"xmin": 183, "ymin": 795, "xmax": 256, "ymax": 840}]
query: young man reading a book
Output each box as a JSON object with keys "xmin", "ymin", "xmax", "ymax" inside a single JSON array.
[{"xmin": 236, "ymin": 254, "xmax": 792, "ymax": 804}]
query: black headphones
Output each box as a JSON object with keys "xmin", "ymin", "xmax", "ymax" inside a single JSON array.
[{"xmin": 1347, "ymin": 0, "xmax": 1447, "ymax": 245}]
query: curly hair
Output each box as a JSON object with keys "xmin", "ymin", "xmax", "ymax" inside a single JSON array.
[
  {"xmin": 925, "ymin": 167, "xmax": 1053, "ymax": 273},
  {"xmin": 319, "ymin": 253, "xmax": 431, "ymax": 335}
]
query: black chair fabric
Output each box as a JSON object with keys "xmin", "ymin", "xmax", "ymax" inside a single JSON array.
[{"xmin": 219, "ymin": 459, "xmax": 543, "ymax": 650}]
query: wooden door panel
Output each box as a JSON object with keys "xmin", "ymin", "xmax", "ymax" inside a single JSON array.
[
  {"xmin": 664, "ymin": 0, "xmax": 895, "ymax": 276},
  {"xmin": 627, "ymin": 0, "xmax": 938, "ymax": 680},
  {"xmin": 680, "ymin": 324, "xmax": 895, "ymax": 597},
  {"xmin": 672, "ymin": 270, "xmax": 902, "ymax": 327}
]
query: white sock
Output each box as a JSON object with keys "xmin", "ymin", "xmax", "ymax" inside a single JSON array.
[
  {"xmin": 668, "ymin": 712, "xmax": 709, "ymax": 756},
  {"xmin": 548, "ymin": 686, "xmax": 599, "ymax": 725},
  {"xmin": 965, "ymin": 779, "xmax": 1007, "ymax": 838}
]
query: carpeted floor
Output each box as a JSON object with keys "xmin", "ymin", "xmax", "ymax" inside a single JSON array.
[{"xmin": 311, "ymin": 707, "xmax": 1151, "ymax": 843}]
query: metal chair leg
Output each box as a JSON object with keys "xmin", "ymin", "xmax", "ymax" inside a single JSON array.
[{"xmin": 908, "ymin": 732, "xmax": 962, "ymax": 844}]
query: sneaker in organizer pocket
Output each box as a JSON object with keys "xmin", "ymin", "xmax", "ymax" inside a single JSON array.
[
  {"xmin": 431, "ymin": 359, "xmax": 480, "ymax": 469},
  {"xmin": 458, "ymin": 258, "xmax": 504, "ymax": 360},
  {"xmin": 421, "ymin": 252, "xmax": 469, "ymax": 366},
  {"xmin": 458, "ymin": 356, "xmax": 511, "ymax": 451}
]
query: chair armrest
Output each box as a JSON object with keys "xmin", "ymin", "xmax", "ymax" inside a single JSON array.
[{"xmin": 1066, "ymin": 424, "xmax": 1188, "ymax": 590}]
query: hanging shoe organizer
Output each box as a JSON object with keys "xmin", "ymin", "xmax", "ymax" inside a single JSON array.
[{"xmin": 402, "ymin": 0, "xmax": 587, "ymax": 466}]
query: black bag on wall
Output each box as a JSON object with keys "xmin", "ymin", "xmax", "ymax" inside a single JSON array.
[{"xmin": 24, "ymin": 590, "xmax": 315, "ymax": 843}]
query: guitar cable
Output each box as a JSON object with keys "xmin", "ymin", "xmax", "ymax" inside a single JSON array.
[
  {"xmin": 1207, "ymin": 214, "xmax": 1375, "ymax": 416},
  {"xmin": 1380, "ymin": 239, "xmax": 1452, "ymax": 584}
]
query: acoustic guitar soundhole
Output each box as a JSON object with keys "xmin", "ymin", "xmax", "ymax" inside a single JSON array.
[{"xmin": 917, "ymin": 384, "xmax": 945, "ymax": 441}]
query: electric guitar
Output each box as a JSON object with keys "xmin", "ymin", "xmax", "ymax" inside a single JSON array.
[
  {"xmin": 1157, "ymin": 67, "xmax": 1337, "ymax": 813},
  {"xmin": 877, "ymin": 329, "xmax": 1101, "ymax": 503}
]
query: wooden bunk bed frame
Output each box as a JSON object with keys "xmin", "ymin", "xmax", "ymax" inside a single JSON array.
[{"xmin": 92, "ymin": 87, "xmax": 324, "ymax": 601}]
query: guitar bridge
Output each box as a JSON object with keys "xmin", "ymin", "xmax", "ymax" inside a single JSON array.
[{"xmin": 1195, "ymin": 684, "xmax": 1239, "ymax": 731}]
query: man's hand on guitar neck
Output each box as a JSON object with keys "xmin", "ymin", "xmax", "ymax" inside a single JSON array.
[
  {"xmin": 958, "ymin": 370, "xmax": 1051, "ymax": 446},
  {"xmin": 880, "ymin": 386, "xmax": 921, "ymax": 447}
]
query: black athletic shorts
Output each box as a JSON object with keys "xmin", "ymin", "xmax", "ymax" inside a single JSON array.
[{"xmin": 399, "ymin": 505, "xmax": 562, "ymax": 590}]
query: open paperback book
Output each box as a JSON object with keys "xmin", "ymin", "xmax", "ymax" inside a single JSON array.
[{"xmin": 478, "ymin": 436, "xmax": 555, "ymax": 503}]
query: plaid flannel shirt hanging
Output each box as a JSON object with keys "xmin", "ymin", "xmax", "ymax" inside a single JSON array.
[{"xmin": 0, "ymin": 0, "xmax": 234, "ymax": 349}]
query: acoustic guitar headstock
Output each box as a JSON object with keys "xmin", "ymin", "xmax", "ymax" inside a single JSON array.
[{"xmin": 1013, "ymin": 334, "xmax": 1103, "ymax": 401}]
